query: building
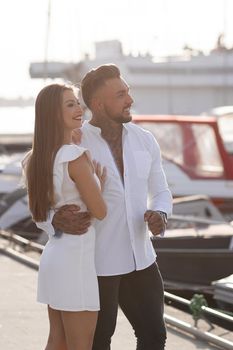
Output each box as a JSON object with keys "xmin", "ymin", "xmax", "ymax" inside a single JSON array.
[{"xmin": 29, "ymin": 40, "xmax": 233, "ymax": 115}]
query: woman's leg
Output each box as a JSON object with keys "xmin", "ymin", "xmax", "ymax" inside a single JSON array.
[
  {"xmin": 92, "ymin": 275, "xmax": 121, "ymax": 350},
  {"xmin": 45, "ymin": 305, "xmax": 67, "ymax": 350},
  {"xmin": 61, "ymin": 311, "xmax": 98, "ymax": 350}
]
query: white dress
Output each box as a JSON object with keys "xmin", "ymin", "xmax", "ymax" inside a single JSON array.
[{"xmin": 37, "ymin": 144, "xmax": 100, "ymax": 311}]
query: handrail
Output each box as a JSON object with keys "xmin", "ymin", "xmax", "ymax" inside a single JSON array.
[
  {"xmin": 165, "ymin": 314, "xmax": 233, "ymax": 350},
  {"xmin": 0, "ymin": 230, "xmax": 43, "ymax": 252},
  {"xmin": 170, "ymin": 213, "xmax": 233, "ymax": 227},
  {"xmin": 165, "ymin": 291, "xmax": 233, "ymax": 323}
]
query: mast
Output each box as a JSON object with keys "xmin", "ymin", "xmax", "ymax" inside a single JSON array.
[
  {"xmin": 43, "ymin": 0, "xmax": 51, "ymax": 81},
  {"xmin": 222, "ymin": 0, "xmax": 228, "ymax": 105}
]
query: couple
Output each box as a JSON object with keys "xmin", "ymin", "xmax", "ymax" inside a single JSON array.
[{"xmin": 24, "ymin": 64, "xmax": 173, "ymax": 350}]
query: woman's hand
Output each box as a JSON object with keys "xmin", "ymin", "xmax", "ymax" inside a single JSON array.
[{"xmin": 93, "ymin": 160, "xmax": 107, "ymax": 191}]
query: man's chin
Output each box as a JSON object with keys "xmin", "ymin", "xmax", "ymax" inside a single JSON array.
[
  {"xmin": 123, "ymin": 114, "xmax": 132, "ymax": 123},
  {"xmin": 113, "ymin": 114, "xmax": 132, "ymax": 124}
]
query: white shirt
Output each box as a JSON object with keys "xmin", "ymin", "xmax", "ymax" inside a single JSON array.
[{"xmin": 37, "ymin": 121, "xmax": 173, "ymax": 276}]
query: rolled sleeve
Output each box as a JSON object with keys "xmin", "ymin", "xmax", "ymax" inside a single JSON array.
[{"xmin": 147, "ymin": 134, "xmax": 173, "ymax": 217}]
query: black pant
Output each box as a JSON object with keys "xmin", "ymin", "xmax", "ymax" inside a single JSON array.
[{"xmin": 92, "ymin": 262, "xmax": 166, "ymax": 350}]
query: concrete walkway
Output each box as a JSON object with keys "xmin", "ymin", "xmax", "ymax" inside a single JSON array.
[{"xmin": 0, "ymin": 253, "xmax": 231, "ymax": 350}]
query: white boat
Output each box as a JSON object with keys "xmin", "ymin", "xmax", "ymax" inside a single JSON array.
[
  {"xmin": 0, "ymin": 152, "xmax": 25, "ymax": 195},
  {"xmin": 212, "ymin": 274, "xmax": 233, "ymax": 312},
  {"xmin": 133, "ymin": 114, "xmax": 233, "ymax": 219},
  {"xmin": 0, "ymin": 188, "xmax": 29, "ymax": 230},
  {"xmin": 0, "ymin": 133, "xmax": 32, "ymax": 196}
]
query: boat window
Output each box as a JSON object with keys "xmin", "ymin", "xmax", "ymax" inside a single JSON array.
[
  {"xmin": 138, "ymin": 122, "xmax": 184, "ymax": 164},
  {"xmin": 191, "ymin": 124, "xmax": 224, "ymax": 177},
  {"xmin": 217, "ymin": 115, "xmax": 233, "ymax": 154},
  {"xmin": 137, "ymin": 121, "xmax": 224, "ymax": 178}
]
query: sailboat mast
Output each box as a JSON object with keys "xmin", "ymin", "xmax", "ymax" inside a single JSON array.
[{"xmin": 43, "ymin": 0, "xmax": 51, "ymax": 81}]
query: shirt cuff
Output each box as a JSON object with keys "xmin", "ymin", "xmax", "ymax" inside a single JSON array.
[{"xmin": 35, "ymin": 210, "xmax": 56, "ymax": 237}]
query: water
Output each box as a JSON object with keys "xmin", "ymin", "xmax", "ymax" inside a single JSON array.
[{"xmin": 0, "ymin": 106, "xmax": 34, "ymax": 134}]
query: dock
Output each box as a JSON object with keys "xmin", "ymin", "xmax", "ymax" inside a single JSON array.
[
  {"xmin": 0, "ymin": 133, "xmax": 32, "ymax": 153},
  {"xmin": 0, "ymin": 250, "xmax": 232, "ymax": 350}
]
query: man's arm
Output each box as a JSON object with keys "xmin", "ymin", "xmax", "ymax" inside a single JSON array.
[
  {"xmin": 145, "ymin": 133, "xmax": 173, "ymax": 236},
  {"xmin": 144, "ymin": 210, "xmax": 167, "ymax": 236},
  {"xmin": 36, "ymin": 205, "xmax": 92, "ymax": 236},
  {"xmin": 52, "ymin": 205, "xmax": 92, "ymax": 235}
]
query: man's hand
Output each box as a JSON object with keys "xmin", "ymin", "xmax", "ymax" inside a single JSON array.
[
  {"xmin": 144, "ymin": 210, "xmax": 167, "ymax": 236},
  {"xmin": 52, "ymin": 204, "xmax": 92, "ymax": 235}
]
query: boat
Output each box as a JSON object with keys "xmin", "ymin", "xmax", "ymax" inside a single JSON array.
[
  {"xmin": 212, "ymin": 274, "xmax": 233, "ymax": 312},
  {"xmin": 133, "ymin": 114, "xmax": 233, "ymax": 219},
  {"xmin": 0, "ymin": 135, "xmax": 37, "ymax": 239},
  {"xmin": 0, "ymin": 152, "xmax": 26, "ymax": 196},
  {"xmin": 0, "ymin": 188, "xmax": 28, "ymax": 229},
  {"xmin": 150, "ymin": 196, "xmax": 233, "ymax": 291},
  {"xmin": 0, "ymin": 133, "xmax": 32, "ymax": 197},
  {"xmin": 2, "ymin": 114, "xmax": 233, "ymax": 214},
  {"xmin": 2, "ymin": 113, "xmax": 233, "ymax": 220},
  {"xmin": 132, "ymin": 114, "xmax": 233, "ymax": 293},
  {"xmin": 1, "ymin": 171, "xmax": 232, "ymax": 294},
  {"xmin": 152, "ymin": 222, "xmax": 233, "ymax": 290},
  {"xmin": 202, "ymin": 105, "xmax": 233, "ymax": 154}
]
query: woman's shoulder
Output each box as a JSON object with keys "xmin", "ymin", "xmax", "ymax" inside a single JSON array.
[{"xmin": 55, "ymin": 144, "xmax": 88, "ymax": 164}]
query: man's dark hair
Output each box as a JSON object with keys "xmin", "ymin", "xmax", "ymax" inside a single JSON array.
[{"xmin": 81, "ymin": 64, "xmax": 120, "ymax": 108}]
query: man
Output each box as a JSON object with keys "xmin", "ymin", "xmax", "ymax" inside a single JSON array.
[{"xmin": 38, "ymin": 64, "xmax": 172, "ymax": 350}]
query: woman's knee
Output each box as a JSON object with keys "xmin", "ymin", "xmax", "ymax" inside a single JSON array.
[
  {"xmin": 46, "ymin": 307, "xmax": 67, "ymax": 350},
  {"xmin": 61, "ymin": 311, "xmax": 97, "ymax": 350},
  {"xmin": 46, "ymin": 333, "xmax": 67, "ymax": 350}
]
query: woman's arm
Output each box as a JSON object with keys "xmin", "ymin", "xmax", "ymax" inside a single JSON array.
[{"xmin": 68, "ymin": 153, "xmax": 107, "ymax": 220}]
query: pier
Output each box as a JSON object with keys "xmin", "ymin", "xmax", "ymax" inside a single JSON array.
[{"xmin": 0, "ymin": 237, "xmax": 232, "ymax": 350}]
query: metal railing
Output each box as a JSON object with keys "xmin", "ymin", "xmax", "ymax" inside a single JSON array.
[{"xmin": 165, "ymin": 291, "xmax": 233, "ymax": 324}]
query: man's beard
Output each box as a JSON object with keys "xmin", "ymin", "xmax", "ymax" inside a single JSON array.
[
  {"xmin": 114, "ymin": 114, "xmax": 132, "ymax": 124},
  {"xmin": 104, "ymin": 106, "xmax": 132, "ymax": 124}
]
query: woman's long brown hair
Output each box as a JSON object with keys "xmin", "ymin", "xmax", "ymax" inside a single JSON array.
[{"xmin": 24, "ymin": 84, "xmax": 73, "ymax": 221}]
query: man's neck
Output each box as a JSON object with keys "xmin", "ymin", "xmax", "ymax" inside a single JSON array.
[
  {"xmin": 89, "ymin": 115, "xmax": 123, "ymax": 141},
  {"xmin": 90, "ymin": 114, "xmax": 125, "ymax": 179}
]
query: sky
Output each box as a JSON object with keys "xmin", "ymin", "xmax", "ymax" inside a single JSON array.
[{"xmin": 1, "ymin": 0, "xmax": 233, "ymax": 99}]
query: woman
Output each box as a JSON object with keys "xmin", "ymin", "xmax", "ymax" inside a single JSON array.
[{"xmin": 23, "ymin": 83, "xmax": 107, "ymax": 350}]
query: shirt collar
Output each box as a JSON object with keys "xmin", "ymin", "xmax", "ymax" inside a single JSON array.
[
  {"xmin": 82, "ymin": 120, "xmax": 101, "ymax": 134},
  {"xmin": 83, "ymin": 120, "xmax": 129, "ymax": 135}
]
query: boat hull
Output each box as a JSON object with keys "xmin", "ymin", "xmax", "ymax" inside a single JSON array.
[{"xmin": 152, "ymin": 236, "xmax": 233, "ymax": 286}]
